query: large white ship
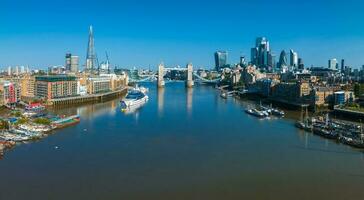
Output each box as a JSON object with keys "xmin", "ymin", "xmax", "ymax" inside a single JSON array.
[{"xmin": 120, "ymin": 86, "xmax": 149, "ymax": 112}]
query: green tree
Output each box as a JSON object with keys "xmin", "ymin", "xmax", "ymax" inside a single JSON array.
[
  {"xmin": 33, "ymin": 118, "xmax": 51, "ymax": 125},
  {"xmin": 354, "ymin": 83, "xmax": 361, "ymax": 97}
]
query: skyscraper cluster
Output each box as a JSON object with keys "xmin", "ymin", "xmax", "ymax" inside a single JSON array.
[
  {"xmin": 251, "ymin": 37, "xmax": 275, "ymax": 70},
  {"xmin": 250, "ymin": 37, "xmax": 304, "ymax": 72}
]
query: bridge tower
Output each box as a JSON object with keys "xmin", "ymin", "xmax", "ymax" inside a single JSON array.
[
  {"xmin": 158, "ymin": 63, "xmax": 165, "ymax": 88},
  {"xmin": 186, "ymin": 63, "xmax": 194, "ymax": 88}
]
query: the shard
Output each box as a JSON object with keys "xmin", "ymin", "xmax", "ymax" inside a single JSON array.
[{"xmin": 86, "ymin": 25, "xmax": 96, "ymax": 72}]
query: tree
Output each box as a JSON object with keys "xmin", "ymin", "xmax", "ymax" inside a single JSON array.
[
  {"xmin": 33, "ymin": 118, "xmax": 51, "ymax": 125},
  {"xmin": 0, "ymin": 120, "xmax": 10, "ymax": 130}
]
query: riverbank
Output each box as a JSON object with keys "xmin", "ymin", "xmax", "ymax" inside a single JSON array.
[
  {"xmin": 0, "ymin": 87, "xmax": 131, "ymax": 158},
  {"xmin": 47, "ymin": 87, "xmax": 127, "ymax": 106}
]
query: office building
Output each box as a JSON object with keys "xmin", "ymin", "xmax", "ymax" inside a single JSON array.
[
  {"xmin": 35, "ymin": 76, "xmax": 79, "ymax": 100},
  {"xmin": 20, "ymin": 75, "xmax": 35, "ymax": 99},
  {"xmin": 328, "ymin": 58, "xmax": 338, "ymax": 70},
  {"xmin": 298, "ymin": 58, "xmax": 304, "ymax": 70},
  {"xmin": 251, "ymin": 37, "xmax": 274, "ymax": 70},
  {"xmin": 341, "ymin": 59, "xmax": 345, "ymax": 73},
  {"xmin": 290, "ymin": 49, "xmax": 298, "ymax": 68},
  {"xmin": 86, "ymin": 26, "xmax": 96, "ymax": 72},
  {"xmin": 66, "ymin": 53, "xmax": 79, "ymax": 73},
  {"xmin": 278, "ymin": 50, "xmax": 288, "ymax": 68},
  {"xmin": 214, "ymin": 51, "xmax": 228, "ymax": 71},
  {"xmin": 87, "ymin": 77, "xmax": 111, "ymax": 94},
  {"xmin": 0, "ymin": 81, "xmax": 20, "ymax": 105}
]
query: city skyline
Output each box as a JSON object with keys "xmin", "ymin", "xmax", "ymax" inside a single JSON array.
[{"xmin": 2, "ymin": 0, "xmax": 364, "ymax": 69}]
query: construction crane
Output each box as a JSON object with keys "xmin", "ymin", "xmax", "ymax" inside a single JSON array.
[{"xmin": 105, "ymin": 51, "xmax": 111, "ymax": 74}]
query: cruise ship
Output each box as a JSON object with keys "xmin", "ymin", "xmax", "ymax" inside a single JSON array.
[{"xmin": 121, "ymin": 86, "xmax": 149, "ymax": 112}]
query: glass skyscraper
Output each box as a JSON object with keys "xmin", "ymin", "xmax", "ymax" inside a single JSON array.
[{"xmin": 214, "ymin": 51, "xmax": 228, "ymax": 71}]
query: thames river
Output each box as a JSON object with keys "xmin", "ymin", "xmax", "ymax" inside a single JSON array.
[{"xmin": 0, "ymin": 82, "xmax": 364, "ymax": 200}]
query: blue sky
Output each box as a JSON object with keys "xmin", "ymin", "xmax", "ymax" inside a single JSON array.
[{"xmin": 1, "ymin": 0, "xmax": 364, "ymax": 69}]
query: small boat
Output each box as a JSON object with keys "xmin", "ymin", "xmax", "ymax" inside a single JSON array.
[
  {"xmin": 295, "ymin": 121, "xmax": 312, "ymax": 131},
  {"xmin": 245, "ymin": 109, "xmax": 267, "ymax": 118},
  {"xmin": 339, "ymin": 135, "xmax": 364, "ymax": 149},
  {"xmin": 51, "ymin": 115, "xmax": 80, "ymax": 129},
  {"xmin": 312, "ymin": 125, "xmax": 338, "ymax": 139},
  {"xmin": 271, "ymin": 108, "xmax": 285, "ymax": 117},
  {"xmin": 220, "ymin": 92, "xmax": 227, "ymax": 99}
]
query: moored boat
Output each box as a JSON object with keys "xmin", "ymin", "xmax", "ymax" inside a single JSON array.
[
  {"xmin": 51, "ymin": 115, "xmax": 80, "ymax": 129},
  {"xmin": 245, "ymin": 109, "xmax": 267, "ymax": 118}
]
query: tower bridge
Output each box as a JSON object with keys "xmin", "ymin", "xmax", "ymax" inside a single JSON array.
[{"xmin": 128, "ymin": 63, "xmax": 221, "ymax": 86}]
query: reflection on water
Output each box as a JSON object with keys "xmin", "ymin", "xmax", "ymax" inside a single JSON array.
[
  {"xmin": 157, "ymin": 87, "xmax": 165, "ymax": 117},
  {"xmin": 186, "ymin": 87, "xmax": 193, "ymax": 115},
  {"xmin": 2, "ymin": 82, "xmax": 364, "ymax": 200}
]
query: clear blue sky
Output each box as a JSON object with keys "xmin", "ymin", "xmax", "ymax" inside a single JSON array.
[{"xmin": 1, "ymin": 0, "xmax": 364, "ymax": 69}]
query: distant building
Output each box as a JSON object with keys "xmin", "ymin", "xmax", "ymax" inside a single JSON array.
[
  {"xmin": 278, "ymin": 50, "xmax": 288, "ymax": 69},
  {"xmin": 298, "ymin": 58, "xmax": 304, "ymax": 70},
  {"xmin": 271, "ymin": 81, "xmax": 311, "ymax": 104},
  {"xmin": 334, "ymin": 91, "xmax": 354, "ymax": 105},
  {"xmin": 66, "ymin": 53, "xmax": 79, "ymax": 73},
  {"xmin": 239, "ymin": 55, "xmax": 246, "ymax": 66},
  {"xmin": 87, "ymin": 77, "xmax": 111, "ymax": 94},
  {"xmin": 20, "ymin": 75, "xmax": 35, "ymax": 99},
  {"xmin": 7, "ymin": 66, "xmax": 11, "ymax": 76},
  {"xmin": 0, "ymin": 81, "xmax": 20, "ymax": 105},
  {"xmin": 214, "ymin": 51, "xmax": 228, "ymax": 71},
  {"xmin": 86, "ymin": 26, "xmax": 96, "ymax": 72},
  {"xmin": 328, "ymin": 58, "xmax": 338, "ymax": 70},
  {"xmin": 251, "ymin": 37, "xmax": 274, "ymax": 70},
  {"xmin": 341, "ymin": 59, "xmax": 345, "ymax": 73},
  {"xmin": 289, "ymin": 49, "xmax": 298, "ymax": 68},
  {"xmin": 35, "ymin": 76, "xmax": 79, "ymax": 100},
  {"xmin": 312, "ymin": 87, "xmax": 334, "ymax": 106}
]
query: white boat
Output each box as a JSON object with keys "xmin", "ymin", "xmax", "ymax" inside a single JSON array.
[
  {"xmin": 245, "ymin": 109, "xmax": 267, "ymax": 118},
  {"xmin": 121, "ymin": 87, "xmax": 149, "ymax": 112}
]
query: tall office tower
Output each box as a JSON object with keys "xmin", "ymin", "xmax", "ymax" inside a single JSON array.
[
  {"xmin": 251, "ymin": 37, "xmax": 273, "ymax": 69},
  {"xmin": 239, "ymin": 55, "xmax": 246, "ymax": 66},
  {"xmin": 214, "ymin": 51, "xmax": 228, "ymax": 71},
  {"xmin": 20, "ymin": 66, "xmax": 25, "ymax": 74},
  {"xmin": 86, "ymin": 26, "xmax": 96, "ymax": 72},
  {"xmin": 251, "ymin": 47, "xmax": 258, "ymax": 65},
  {"xmin": 278, "ymin": 50, "xmax": 287, "ymax": 68},
  {"xmin": 341, "ymin": 59, "xmax": 345, "ymax": 73},
  {"xmin": 289, "ymin": 49, "xmax": 298, "ymax": 68},
  {"xmin": 66, "ymin": 53, "xmax": 72, "ymax": 71},
  {"xmin": 15, "ymin": 66, "xmax": 19, "ymax": 76},
  {"xmin": 70, "ymin": 56, "xmax": 79, "ymax": 73},
  {"xmin": 256, "ymin": 37, "xmax": 270, "ymax": 52},
  {"xmin": 7, "ymin": 66, "xmax": 11, "ymax": 76},
  {"xmin": 328, "ymin": 58, "xmax": 338, "ymax": 70},
  {"xmin": 298, "ymin": 58, "xmax": 304, "ymax": 70},
  {"xmin": 268, "ymin": 53, "xmax": 276, "ymax": 70},
  {"xmin": 66, "ymin": 53, "xmax": 79, "ymax": 73}
]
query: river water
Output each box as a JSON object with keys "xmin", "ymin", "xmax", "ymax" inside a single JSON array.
[{"xmin": 0, "ymin": 82, "xmax": 363, "ymax": 200}]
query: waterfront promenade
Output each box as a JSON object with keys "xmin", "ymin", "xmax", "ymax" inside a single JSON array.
[{"xmin": 47, "ymin": 87, "xmax": 127, "ymax": 106}]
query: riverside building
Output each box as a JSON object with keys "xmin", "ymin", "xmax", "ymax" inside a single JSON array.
[{"xmin": 35, "ymin": 76, "xmax": 79, "ymax": 100}]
